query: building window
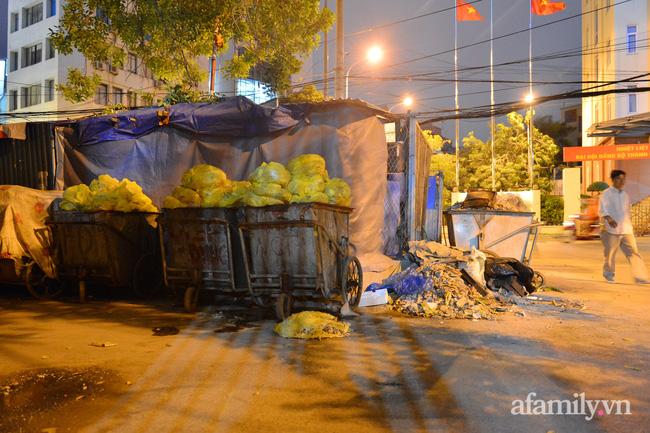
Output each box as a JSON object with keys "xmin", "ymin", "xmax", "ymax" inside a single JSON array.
[
  {"xmin": 22, "ymin": 3, "xmax": 44, "ymax": 28},
  {"xmin": 128, "ymin": 54, "xmax": 138, "ymax": 74},
  {"xmin": 627, "ymin": 25, "xmax": 637, "ymax": 54},
  {"xmin": 564, "ymin": 109, "xmax": 577, "ymax": 123},
  {"xmin": 236, "ymin": 79, "xmax": 276, "ymax": 104},
  {"xmin": 22, "ymin": 43, "xmax": 43, "ymax": 68},
  {"xmin": 127, "ymin": 91, "xmax": 136, "ymax": 107},
  {"xmin": 46, "ymin": 38, "xmax": 56, "ymax": 59},
  {"xmin": 10, "ymin": 13, "xmax": 20, "ymax": 32},
  {"xmin": 9, "ymin": 90, "xmax": 19, "ymax": 111},
  {"xmin": 47, "ymin": 0, "xmax": 56, "ymax": 17},
  {"xmin": 45, "ymin": 79, "xmax": 55, "ymax": 102},
  {"xmin": 628, "ymin": 88, "xmax": 637, "ymax": 113},
  {"xmin": 21, "ymin": 84, "xmax": 41, "ymax": 108},
  {"xmin": 9, "ymin": 51, "xmax": 19, "ymax": 72},
  {"xmin": 95, "ymin": 84, "xmax": 109, "ymax": 105},
  {"xmin": 113, "ymin": 87, "xmax": 124, "ymax": 105}
]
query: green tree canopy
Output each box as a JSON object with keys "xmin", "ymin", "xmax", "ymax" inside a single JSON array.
[
  {"xmin": 459, "ymin": 111, "xmax": 559, "ymax": 193},
  {"xmin": 51, "ymin": 0, "xmax": 333, "ymax": 101}
]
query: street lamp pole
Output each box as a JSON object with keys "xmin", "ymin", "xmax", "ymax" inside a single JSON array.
[
  {"xmin": 344, "ymin": 60, "xmax": 362, "ymax": 99},
  {"xmin": 344, "ymin": 46, "xmax": 383, "ymax": 99},
  {"xmin": 527, "ymin": 100, "xmax": 535, "ymax": 189}
]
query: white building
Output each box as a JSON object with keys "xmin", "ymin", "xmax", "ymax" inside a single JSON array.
[
  {"xmin": 4, "ymin": 0, "xmax": 166, "ymax": 120},
  {"xmin": 581, "ymin": 0, "xmax": 650, "ymax": 202}
]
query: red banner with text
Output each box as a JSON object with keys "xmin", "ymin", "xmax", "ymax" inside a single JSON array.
[{"xmin": 563, "ymin": 144, "xmax": 650, "ymax": 162}]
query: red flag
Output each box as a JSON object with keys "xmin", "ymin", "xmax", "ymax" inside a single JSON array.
[
  {"xmin": 531, "ymin": 0, "xmax": 566, "ymax": 15},
  {"xmin": 456, "ymin": 0, "xmax": 483, "ymax": 21}
]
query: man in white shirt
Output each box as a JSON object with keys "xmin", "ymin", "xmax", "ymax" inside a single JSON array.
[{"xmin": 599, "ymin": 170, "xmax": 649, "ymax": 284}]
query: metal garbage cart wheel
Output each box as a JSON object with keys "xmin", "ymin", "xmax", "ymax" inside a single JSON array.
[
  {"xmin": 25, "ymin": 261, "xmax": 63, "ymax": 300},
  {"xmin": 184, "ymin": 286, "xmax": 200, "ymax": 313},
  {"xmin": 532, "ymin": 271, "xmax": 545, "ymax": 290},
  {"xmin": 275, "ymin": 293, "xmax": 294, "ymax": 321},
  {"xmin": 132, "ymin": 253, "xmax": 163, "ymax": 299},
  {"xmin": 341, "ymin": 256, "xmax": 363, "ymax": 308}
]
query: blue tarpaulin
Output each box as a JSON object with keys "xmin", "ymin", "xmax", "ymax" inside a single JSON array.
[{"xmin": 76, "ymin": 97, "xmax": 305, "ymax": 146}]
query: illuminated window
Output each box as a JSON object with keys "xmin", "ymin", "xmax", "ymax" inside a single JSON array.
[{"xmin": 236, "ymin": 79, "xmax": 276, "ymax": 104}]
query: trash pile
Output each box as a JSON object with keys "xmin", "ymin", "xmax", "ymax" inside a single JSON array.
[
  {"xmin": 60, "ymin": 175, "xmax": 158, "ymax": 212},
  {"xmin": 162, "ymin": 154, "xmax": 351, "ymax": 209},
  {"xmin": 377, "ymin": 241, "xmax": 521, "ymax": 320},
  {"xmin": 274, "ymin": 311, "xmax": 350, "ymax": 339}
]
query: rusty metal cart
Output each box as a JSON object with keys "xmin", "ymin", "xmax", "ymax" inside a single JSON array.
[
  {"xmin": 158, "ymin": 207, "xmax": 247, "ymax": 312},
  {"xmin": 237, "ymin": 203, "xmax": 363, "ymax": 319},
  {"xmin": 47, "ymin": 205, "xmax": 161, "ymax": 302}
]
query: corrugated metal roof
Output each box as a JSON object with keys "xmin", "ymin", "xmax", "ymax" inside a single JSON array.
[{"xmin": 588, "ymin": 112, "xmax": 650, "ymax": 137}]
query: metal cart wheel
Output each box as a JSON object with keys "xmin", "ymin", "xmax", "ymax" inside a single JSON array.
[
  {"xmin": 341, "ymin": 256, "xmax": 363, "ymax": 308},
  {"xmin": 132, "ymin": 253, "xmax": 163, "ymax": 299},
  {"xmin": 532, "ymin": 271, "xmax": 545, "ymax": 290},
  {"xmin": 25, "ymin": 261, "xmax": 63, "ymax": 300},
  {"xmin": 275, "ymin": 293, "xmax": 294, "ymax": 321},
  {"xmin": 184, "ymin": 286, "xmax": 200, "ymax": 313}
]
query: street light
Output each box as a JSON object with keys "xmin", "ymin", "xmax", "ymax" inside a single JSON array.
[
  {"xmin": 345, "ymin": 45, "xmax": 383, "ymax": 99},
  {"xmin": 389, "ymin": 95, "xmax": 414, "ymax": 112},
  {"xmin": 524, "ymin": 92, "xmax": 535, "ymax": 188}
]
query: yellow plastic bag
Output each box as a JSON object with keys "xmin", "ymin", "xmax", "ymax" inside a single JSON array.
[
  {"xmin": 199, "ymin": 187, "xmax": 228, "ymax": 208},
  {"xmin": 89, "ymin": 174, "xmax": 120, "ymax": 193},
  {"xmin": 249, "ymin": 162, "xmax": 291, "ymax": 187},
  {"xmin": 163, "ymin": 196, "xmax": 185, "ymax": 209},
  {"xmin": 242, "ymin": 192, "xmax": 284, "ymax": 207},
  {"xmin": 172, "ymin": 186, "xmax": 201, "ymax": 207},
  {"xmin": 290, "ymin": 192, "xmax": 329, "ymax": 204},
  {"xmin": 62, "ymin": 184, "xmax": 93, "ymax": 210},
  {"xmin": 274, "ymin": 311, "xmax": 350, "ymax": 339},
  {"xmin": 60, "ymin": 200, "xmax": 78, "ymax": 211},
  {"xmin": 287, "ymin": 154, "xmax": 328, "ymax": 178},
  {"xmin": 181, "ymin": 164, "xmax": 228, "ymax": 190},
  {"xmin": 324, "ymin": 178, "xmax": 352, "ymax": 207},
  {"xmin": 287, "ymin": 175, "xmax": 326, "ymax": 196},
  {"xmin": 252, "ymin": 182, "xmax": 292, "ymax": 202},
  {"xmin": 218, "ymin": 181, "xmax": 251, "ymax": 207}
]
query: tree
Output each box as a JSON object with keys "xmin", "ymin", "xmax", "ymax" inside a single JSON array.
[
  {"xmin": 535, "ymin": 114, "xmax": 577, "ymax": 167},
  {"xmin": 281, "ymin": 85, "xmax": 326, "ymax": 103},
  {"xmin": 51, "ymin": 0, "xmax": 333, "ymax": 102},
  {"xmin": 459, "ymin": 111, "xmax": 559, "ymax": 193},
  {"xmin": 423, "ymin": 130, "xmax": 456, "ymax": 206}
]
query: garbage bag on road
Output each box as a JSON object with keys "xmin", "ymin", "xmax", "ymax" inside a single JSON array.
[{"xmin": 274, "ymin": 311, "xmax": 350, "ymax": 339}]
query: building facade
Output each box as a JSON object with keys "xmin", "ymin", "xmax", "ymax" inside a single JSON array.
[
  {"xmin": 3, "ymin": 0, "xmax": 166, "ymax": 120},
  {"xmin": 582, "ymin": 0, "xmax": 650, "ymax": 203}
]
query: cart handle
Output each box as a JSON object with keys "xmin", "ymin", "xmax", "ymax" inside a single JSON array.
[{"xmin": 483, "ymin": 222, "xmax": 544, "ymax": 250}]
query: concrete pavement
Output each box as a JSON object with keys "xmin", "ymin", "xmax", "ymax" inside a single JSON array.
[{"xmin": 1, "ymin": 236, "xmax": 649, "ymax": 433}]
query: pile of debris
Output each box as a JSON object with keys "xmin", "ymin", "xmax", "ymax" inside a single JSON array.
[{"xmin": 381, "ymin": 241, "xmax": 517, "ymax": 320}]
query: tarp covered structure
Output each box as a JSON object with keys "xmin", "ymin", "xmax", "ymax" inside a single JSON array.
[{"xmin": 56, "ymin": 97, "xmax": 395, "ymax": 258}]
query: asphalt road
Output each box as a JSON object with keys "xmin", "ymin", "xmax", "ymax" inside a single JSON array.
[{"xmin": 1, "ymin": 236, "xmax": 649, "ymax": 433}]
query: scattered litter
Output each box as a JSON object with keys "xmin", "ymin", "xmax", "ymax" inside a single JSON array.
[
  {"xmin": 89, "ymin": 342, "xmax": 117, "ymax": 348},
  {"xmin": 624, "ymin": 365, "xmax": 641, "ymax": 372},
  {"xmin": 275, "ymin": 311, "xmax": 350, "ymax": 339},
  {"xmin": 40, "ymin": 355, "xmax": 49, "ymax": 359},
  {"xmin": 75, "ymin": 395, "xmax": 84, "ymax": 401},
  {"xmin": 125, "ymin": 381, "xmax": 132, "ymax": 386},
  {"xmin": 152, "ymin": 326, "xmax": 180, "ymax": 336}
]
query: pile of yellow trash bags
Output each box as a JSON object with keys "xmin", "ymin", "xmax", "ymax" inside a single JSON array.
[
  {"xmin": 163, "ymin": 154, "xmax": 352, "ymax": 209},
  {"xmin": 61, "ymin": 175, "xmax": 158, "ymax": 212}
]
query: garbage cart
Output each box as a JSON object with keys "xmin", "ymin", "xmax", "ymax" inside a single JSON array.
[
  {"xmin": 237, "ymin": 203, "xmax": 363, "ymax": 319},
  {"xmin": 158, "ymin": 207, "xmax": 247, "ymax": 312},
  {"xmin": 47, "ymin": 204, "xmax": 161, "ymax": 302}
]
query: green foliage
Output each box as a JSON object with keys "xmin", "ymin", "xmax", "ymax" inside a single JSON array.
[
  {"xmin": 541, "ymin": 194, "xmax": 564, "ymax": 225},
  {"xmin": 51, "ymin": 0, "xmax": 333, "ymax": 101},
  {"xmin": 282, "ymin": 85, "xmax": 325, "ymax": 103},
  {"xmin": 535, "ymin": 115, "xmax": 577, "ymax": 166},
  {"xmin": 55, "ymin": 68, "xmax": 101, "ymax": 103},
  {"xmin": 101, "ymin": 103, "xmax": 129, "ymax": 114},
  {"xmin": 587, "ymin": 181, "xmax": 609, "ymax": 192},
  {"xmin": 423, "ymin": 130, "xmax": 456, "ymax": 207},
  {"xmin": 459, "ymin": 111, "xmax": 559, "ymax": 193},
  {"xmin": 162, "ymin": 84, "xmax": 222, "ymax": 105}
]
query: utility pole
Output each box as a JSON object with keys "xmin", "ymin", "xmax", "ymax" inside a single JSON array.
[
  {"xmin": 323, "ymin": 0, "xmax": 329, "ymax": 98},
  {"xmin": 335, "ymin": 0, "xmax": 344, "ymax": 99}
]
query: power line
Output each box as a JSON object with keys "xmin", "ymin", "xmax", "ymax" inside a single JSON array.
[{"xmin": 386, "ymin": 0, "xmax": 630, "ymax": 70}]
